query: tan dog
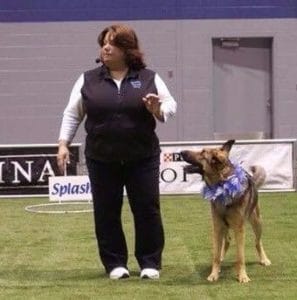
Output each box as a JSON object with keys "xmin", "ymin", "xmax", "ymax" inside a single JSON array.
[{"xmin": 181, "ymin": 140, "xmax": 271, "ymax": 283}]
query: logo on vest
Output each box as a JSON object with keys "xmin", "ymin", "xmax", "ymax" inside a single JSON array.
[{"xmin": 130, "ymin": 80, "xmax": 142, "ymax": 89}]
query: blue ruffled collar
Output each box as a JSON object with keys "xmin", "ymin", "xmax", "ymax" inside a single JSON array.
[{"xmin": 202, "ymin": 163, "xmax": 248, "ymax": 206}]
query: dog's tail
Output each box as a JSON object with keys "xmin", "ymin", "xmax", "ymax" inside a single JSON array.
[{"xmin": 250, "ymin": 165, "xmax": 266, "ymax": 188}]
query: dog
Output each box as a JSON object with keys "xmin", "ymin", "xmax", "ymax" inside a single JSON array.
[{"xmin": 181, "ymin": 140, "xmax": 271, "ymax": 283}]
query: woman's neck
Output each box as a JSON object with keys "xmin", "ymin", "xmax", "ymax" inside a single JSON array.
[
  {"xmin": 107, "ymin": 64, "xmax": 129, "ymax": 80},
  {"xmin": 110, "ymin": 68, "xmax": 128, "ymax": 80}
]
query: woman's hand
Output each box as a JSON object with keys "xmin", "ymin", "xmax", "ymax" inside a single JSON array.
[
  {"xmin": 57, "ymin": 140, "xmax": 70, "ymax": 175},
  {"xmin": 142, "ymin": 93, "xmax": 164, "ymax": 122}
]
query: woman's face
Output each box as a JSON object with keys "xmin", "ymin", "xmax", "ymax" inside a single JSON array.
[{"xmin": 100, "ymin": 31, "xmax": 126, "ymax": 68}]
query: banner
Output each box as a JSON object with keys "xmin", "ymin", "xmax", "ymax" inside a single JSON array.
[
  {"xmin": 159, "ymin": 140, "xmax": 295, "ymax": 194},
  {"xmin": 0, "ymin": 144, "xmax": 80, "ymax": 196},
  {"xmin": 0, "ymin": 140, "xmax": 295, "ymax": 198}
]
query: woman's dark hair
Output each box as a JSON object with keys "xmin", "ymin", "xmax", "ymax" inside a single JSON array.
[{"xmin": 98, "ymin": 24, "xmax": 146, "ymax": 70}]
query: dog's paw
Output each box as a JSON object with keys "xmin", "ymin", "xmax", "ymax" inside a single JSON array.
[
  {"xmin": 260, "ymin": 258, "xmax": 271, "ymax": 266},
  {"xmin": 207, "ymin": 273, "xmax": 219, "ymax": 282},
  {"xmin": 238, "ymin": 273, "xmax": 251, "ymax": 283}
]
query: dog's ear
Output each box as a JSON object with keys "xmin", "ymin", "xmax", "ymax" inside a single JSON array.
[{"xmin": 221, "ymin": 139, "xmax": 235, "ymax": 153}]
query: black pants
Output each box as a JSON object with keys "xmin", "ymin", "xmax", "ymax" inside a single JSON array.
[{"xmin": 86, "ymin": 155, "xmax": 164, "ymax": 273}]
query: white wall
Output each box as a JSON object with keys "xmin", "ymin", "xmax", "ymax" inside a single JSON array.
[{"xmin": 0, "ymin": 19, "xmax": 296, "ymax": 145}]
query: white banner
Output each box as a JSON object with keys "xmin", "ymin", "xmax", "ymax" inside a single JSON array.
[{"xmin": 159, "ymin": 140, "xmax": 295, "ymax": 194}]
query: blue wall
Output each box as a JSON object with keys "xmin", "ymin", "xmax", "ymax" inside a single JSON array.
[{"xmin": 0, "ymin": 0, "xmax": 296, "ymax": 22}]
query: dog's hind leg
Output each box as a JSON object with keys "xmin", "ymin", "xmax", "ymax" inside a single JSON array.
[
  {"xmin": 220, "ymin": 230, "xmax": 231, "ymax": 262},
  {"xmin": 249, "ymin": 206, "xmax": 271, "ymax": 266}
]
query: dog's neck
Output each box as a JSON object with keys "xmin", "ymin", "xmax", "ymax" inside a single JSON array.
[
  {"xmin": 202, "ymin": 163, "xmax": 249, "ymax": 206},
  {"xmin": 204, "ymin": 164, "xmax": 234, "ymax": 186}
]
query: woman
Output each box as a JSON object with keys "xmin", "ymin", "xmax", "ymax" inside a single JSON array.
[{"xmin": 57, "ymin": 24, "xmax": 176, "ymax": 280}]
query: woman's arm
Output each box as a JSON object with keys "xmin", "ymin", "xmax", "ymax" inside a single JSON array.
[
  {"xmin": 58, "ymin": 74, "xmax": 85, "ymax": 142},
  {"xmin": 154, "ymin": 73, "xmax": 177, "ymax": 122},
  {"xmin": 57, "ymin": 74, "xmax": 85, "ymax": 173}
]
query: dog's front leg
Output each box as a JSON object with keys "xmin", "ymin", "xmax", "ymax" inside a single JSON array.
[
  {"xmin": 234, "ymin": 225, "xmax": 250, "ymax": 283},
  {"xmin": 207, "ymin": 207, "xmax": 225, "ymax": 282}
]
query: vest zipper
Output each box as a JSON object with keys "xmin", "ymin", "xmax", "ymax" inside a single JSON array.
[{"xmin": 117, "ymin": 81, "xmax": 122, "ymax": 98}]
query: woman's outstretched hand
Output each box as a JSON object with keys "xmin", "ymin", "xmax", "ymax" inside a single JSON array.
[{"xmin": 142, "ymin": 93, "xmax": 164, "ymax": 122}]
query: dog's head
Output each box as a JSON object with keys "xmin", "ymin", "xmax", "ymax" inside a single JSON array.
[{"xmin": 181, "ymin": 140, "xmax": 235, "ymax": 185}]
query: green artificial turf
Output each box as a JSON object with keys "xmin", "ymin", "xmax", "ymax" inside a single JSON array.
[{"xmin": 0, "ymin": 193, "xmax": 296, "ymax": 299}]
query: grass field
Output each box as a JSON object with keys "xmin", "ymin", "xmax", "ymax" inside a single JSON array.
[{"xmin": 0, "ymin": 193, "xmax": 296, "ymax": 299}]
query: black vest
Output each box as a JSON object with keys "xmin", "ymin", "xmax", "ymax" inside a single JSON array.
[{"xmin": 81, "ymin": 66, "xmax": 160, "ymax": 162}]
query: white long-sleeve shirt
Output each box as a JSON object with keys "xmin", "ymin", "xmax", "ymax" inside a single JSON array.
[{"xmin": 59, "ymin": 72, "xmax": 177, "ymax": 143}]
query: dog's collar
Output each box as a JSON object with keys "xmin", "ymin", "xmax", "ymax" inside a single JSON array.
[{"xmin": 202, "ymin": 164, "xmax": 249, "ymax": 206}]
